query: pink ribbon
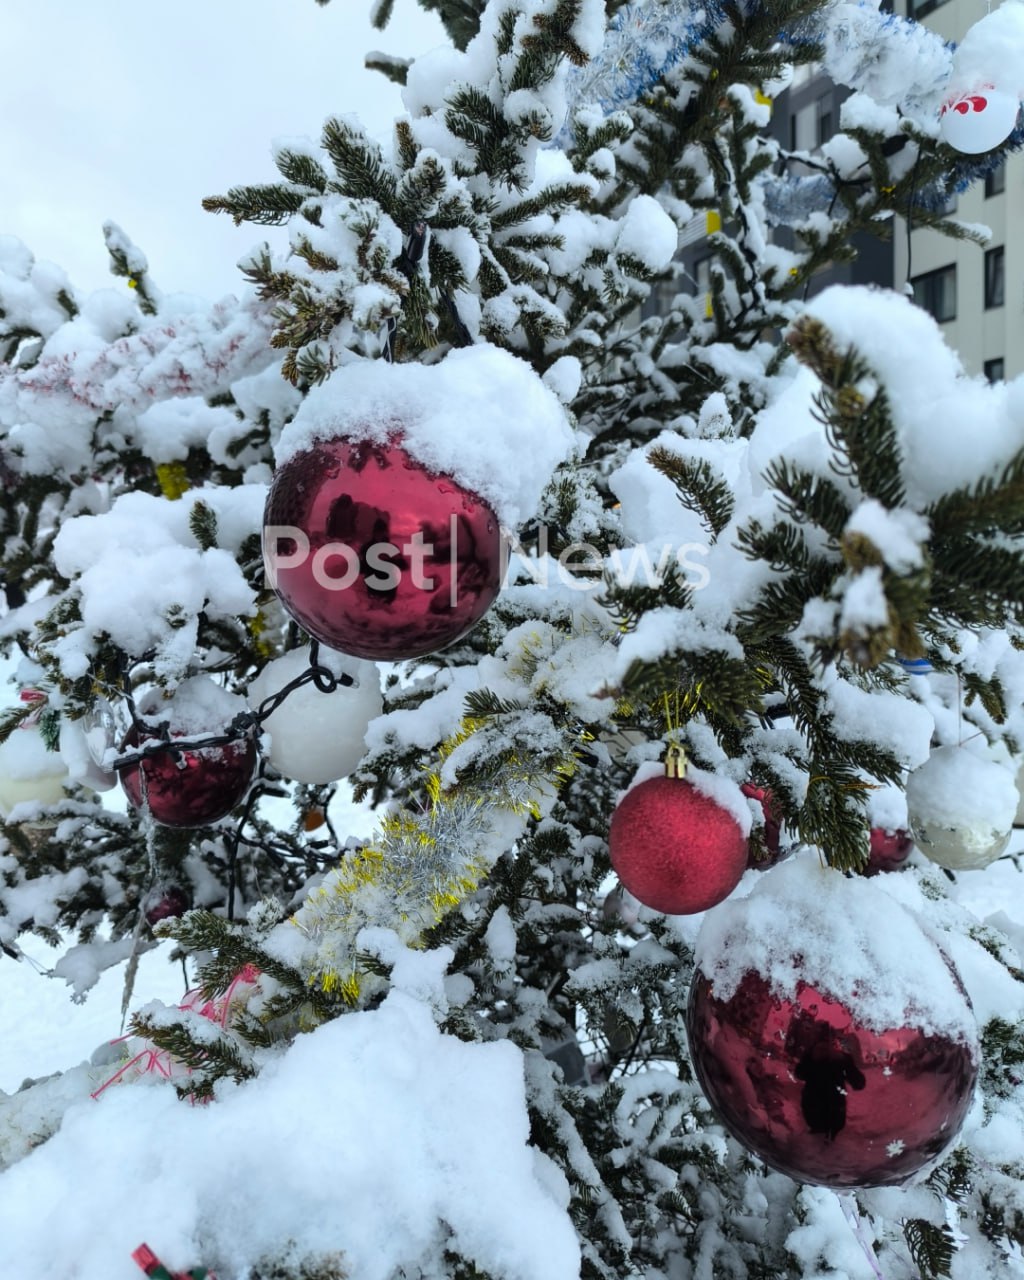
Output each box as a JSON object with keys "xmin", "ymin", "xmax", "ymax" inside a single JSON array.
[{"xmin": 92, "ymin": 966, "xmax": 260, "ymax": 1100}]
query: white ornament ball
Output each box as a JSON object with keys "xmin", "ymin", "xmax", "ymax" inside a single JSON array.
[
  {"xmin": 0, "ymin": 723, "xmax": 71, "ymax": 820},
  {"xmin": 939, "ymin": 86, "xmax": 1020, "ymax": 154},
  {"xmin": 248, "ymin": 648, "xmax": 382, "ymax": 784},
  {"xmin": 906, "ymin": 745, "xmax": 1016, "ymax": 871}
]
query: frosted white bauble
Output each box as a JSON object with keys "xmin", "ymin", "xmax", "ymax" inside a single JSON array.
[
  {"xmin": 906, "ymin": 745, "xmax": 1016, "ymax": 871},
  {"xmin": 0, "ymin": 724, "xmax": 71, "ymax": 819},
  {"xmin": 59, "ymin": 715, "xmax": 117, "ymax": 793},
  {"xmin": 939, "ymin": 87, "xmax": 1019, "ymax": 154},
  {"xmin": 248, "ymin": 648, "xmax": 382, "ymax": 784}
]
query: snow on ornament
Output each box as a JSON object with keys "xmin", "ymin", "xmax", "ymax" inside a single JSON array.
[
  {"xmin": 0, "ymin": 692, "xmax": 70, "ymax": 822},
  {"xmin": 263, "ymin": 347, "xmax": 574, "ymax": 662},
  {"xmin": 117, "ymin": 677, "xmax": 256, "ymax": 829},
  {"xmin": 247, "ymin": 647, "xmax": 382, "ymax": 784},
  {"xmin": 939, "ymin": 85, "xmax": 1020, "ymax": 153},
  {"xmin": 905, "ymin": 744, "xmax": 1016, "ymax": 871},
  {"xmin": 608, "ymin": 747, "xmax": 750, "ymax": 915},
  {"xmin": 686, "ymin": 858, "xmax": 979, "ymax": 1188}
]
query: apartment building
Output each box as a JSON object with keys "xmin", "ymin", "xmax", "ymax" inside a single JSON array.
[
  {"xmin": 654, "ymin": 5, "xmax": 1019, "ymax": 382},
  {"xmin": 893, "ymin": 0, "xmax": 1022, "ymax": 380},
  {"xmin": 645, "ymin": 66, "xmax": 893, "ymax": 326}
]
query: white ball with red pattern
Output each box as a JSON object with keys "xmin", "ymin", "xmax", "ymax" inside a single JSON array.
[{"xmin": 939, "ymin": 86, "xmax": 1019, "ymax": 154}]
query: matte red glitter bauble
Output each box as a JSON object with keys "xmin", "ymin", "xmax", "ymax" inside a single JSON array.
[
  {"xmin": 608, "ymin": 775, "xmax": 747, "ymax": 915},
  {"xmin": 119, "ymin": 728, "xmax": 256, "ymax": 828},
  {"xmin": 864, "ymin": 827, "xmax": 914, "ymax": 876},
  {"xmin": 263, "ymin": 439, "xmax": 503, "ymax": 661},
  {"xmin": 686, "ymin": 968, "xmax": 977, "ymax": 1187}
]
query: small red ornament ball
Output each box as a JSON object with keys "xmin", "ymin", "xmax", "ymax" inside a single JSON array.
[
  {"xmin": 144, "ymin": 884, "xmax": 192, "ymax": 926},
  {"xmin": 864, "ymin": 827, "xmax": 914, "ymax": 876},
  {"xmin": 608, "ymin": 776, "xmax": 748, "ymax": 915},
  {"xmin": 686, "ymin": 969, "xmax": 977, "ymax": 1188},
  {"xmin": 263, "ymin": 438, "xmax": 503, "ymax": 661},
  {"xmin": 119, "ymin": 728, "xmax": 256, "ymax": 829}
]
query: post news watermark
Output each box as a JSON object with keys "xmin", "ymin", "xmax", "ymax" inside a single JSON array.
[{"xmin": 263, "ymin": 521, "xmax": 711, "ymax": 598}]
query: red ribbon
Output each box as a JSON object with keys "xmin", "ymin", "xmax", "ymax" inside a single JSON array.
[
  {"xmin": 132, "ymin": 1242, "xmax": 215, "ymax": 1279},
  {"xmin": 92, "ymin": 966, "xmax": 261, "ymax": 1100}
]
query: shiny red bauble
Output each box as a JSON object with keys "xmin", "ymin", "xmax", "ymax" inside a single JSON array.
[
  {"xmin": 144, "ymin": 884, "xmax": 192, "ymax": 926},
  {"xmin": 119, "ymin": 727, "xmax": 256, "ymax": 828},
  {"xmin": 864, "ymin": 827, "xmax": 914, "ymax": 876},
  {"xmin": 263, "ymin": 438, "xmax": 503, "ymax": 661},
  {"xmin": 608, "ymin": 775, "xmax": 747, "ymax": 915},
  {"xmin": 686, "ymin": 968, "xmax": 977, "ymax": 1187}
]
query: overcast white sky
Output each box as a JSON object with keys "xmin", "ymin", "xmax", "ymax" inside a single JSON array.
[{"xmin": 0, "ymin": 0, "xmax": 446, "ymax": 300}]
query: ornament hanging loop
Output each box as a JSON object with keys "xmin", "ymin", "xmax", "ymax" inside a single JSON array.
[{"xmin": 662, "ymin": 689, "xmax": 686, "ymax": 777}]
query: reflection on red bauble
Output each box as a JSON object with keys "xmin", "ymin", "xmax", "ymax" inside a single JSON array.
[
  {"xmin": 144, "ymin": 884, "xmax": 192, "ymax": 926},
  {"xmin": 686, "ymin": 968, "xmax": 977, "ymax": 1187},
  {"xmin": 263, "ymin": 439, "xmax": 503, "ymax": 661},
  {"xmin": 864, "ymin": 827, "xmax": 914, "ymax": 876},
  {"xmin": 119, "ymin": 727, "xmax": 256, "ymax": 828},
  {"xmin": 608, "ymin": 775, "xmax": 747, "ymax": 915},
  {"xmin": 741, "ymin": 782, "xmax": 785, "ymax": 869}
]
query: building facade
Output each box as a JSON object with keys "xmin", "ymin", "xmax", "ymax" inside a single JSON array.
[
  {"xmin": 648, "ymin": 5, "xmax": 1019, "ymax": 382},
  {"xmin": 893, "ymin": 0, "xmax": 1022, "ymax": 380}
]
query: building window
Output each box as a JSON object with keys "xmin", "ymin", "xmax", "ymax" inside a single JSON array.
[
  {"xmin": 985, "ymin": 247, "xmax": 1005, "ymax": 309},
  {"xmin": 790, "ymin": 92, "xmax": 835, "ymax": 152},
  {"xmin": 908, "ymin": 0, "xmax": 951, "ymax": 17},
  {"xmin": 935, "ymin": 188, "xmax": 958, "ymax": 215},
  {"xmin": 790, "ymin": 61, "xmax": 823, "ymax": 91},
  {"xmin": 912, "ymin": 265, "xmax": 956, "ymax": 323},
  {"xmin": 984, "ymin": 358, "xmax": 1005, "ymax": 383},
  {"xmin": 985, "ymin": 162, "xmax": 1006, "ymax": 197},
  {"xmin": 640, "ymin": 274, "xmax": 679, "ymax": 320}
]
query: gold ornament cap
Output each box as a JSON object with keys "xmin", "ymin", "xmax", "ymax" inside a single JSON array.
[{"xmin": 664, "ymin": 743, "xmax": 687, "ymax": 779}]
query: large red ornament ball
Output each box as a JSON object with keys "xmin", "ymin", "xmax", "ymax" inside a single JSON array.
[
  {"xmin": 119, "ymin": 728, "xmax": 256, "ymax": 829},
  {"xmin": 263, "ymin": 439, "xmax": 503, "ymax": 661},
  {"xmin": 685, "ymin": 862, "xmax": 978, "ymax": 1188},
  {"xmin": 687, "ymin": 970, "xmax": 977, "ymax": 1188},
  {"xmin": 608, "ymin": 774, "xmax": 748, "ymax": 915}
]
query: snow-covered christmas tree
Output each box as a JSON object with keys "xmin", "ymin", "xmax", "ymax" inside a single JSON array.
[{"xmin": 4, "ymin": 0, "xmax": 1024, "ymax": 1276}]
